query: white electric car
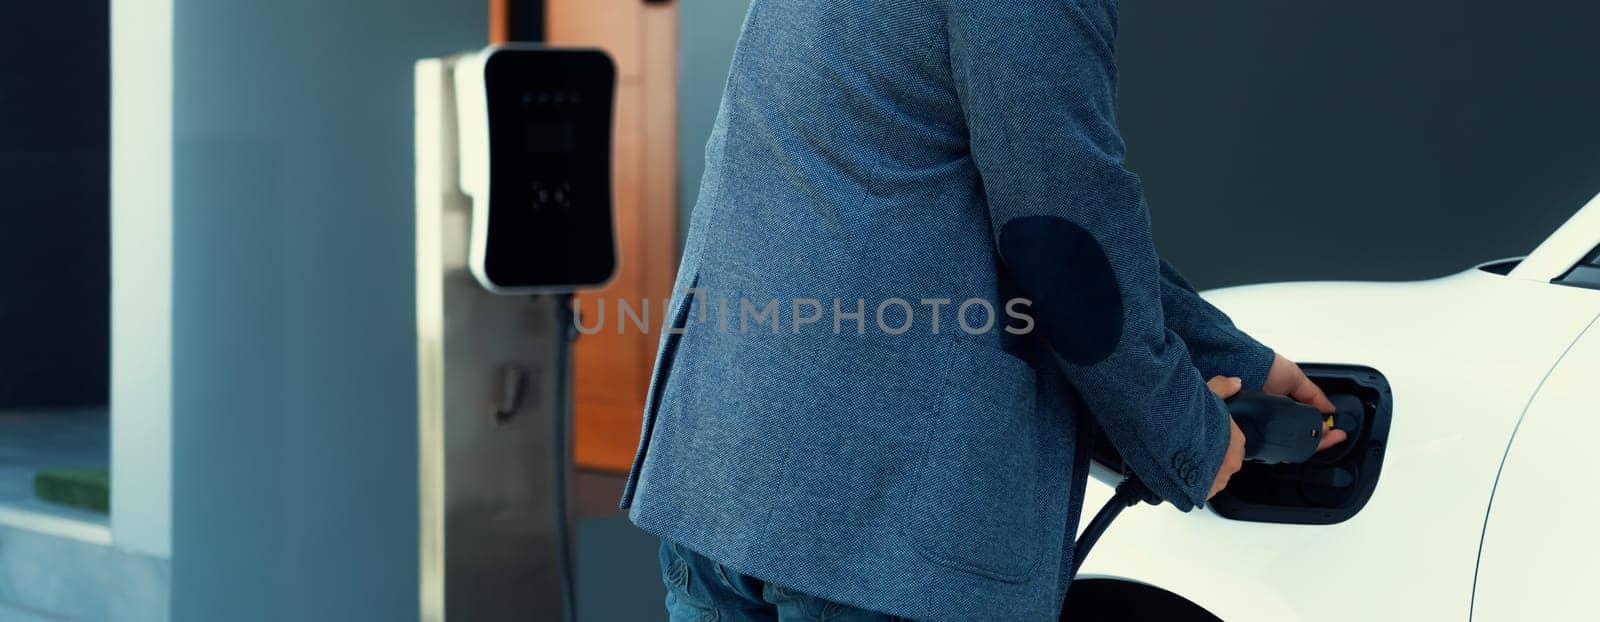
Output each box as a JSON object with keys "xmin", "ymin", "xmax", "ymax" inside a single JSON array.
[{"xmin": 1065, "ymin": 194, "xmax": 1600, "ymax": 621}]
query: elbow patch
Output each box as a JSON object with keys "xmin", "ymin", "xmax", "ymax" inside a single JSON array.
[{"xmin": 997, "ymin": 216, "xmax": 1123, "ymax": 365}]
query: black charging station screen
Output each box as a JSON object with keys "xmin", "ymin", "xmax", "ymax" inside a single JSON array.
[
  {"xmin": 484, "ymin": 50, "xmax": 617, "ymax": 289},
  {"xmin": 524, "ymin": 121, "xmax": 578, "ymax": 154}
]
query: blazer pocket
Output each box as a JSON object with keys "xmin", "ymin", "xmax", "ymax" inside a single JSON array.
[{"xmin": 901, "ymin": 342, "xmax": 1043, "ymax": 583}]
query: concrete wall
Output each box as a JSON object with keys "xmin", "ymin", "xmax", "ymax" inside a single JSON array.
[
  {"xmin": 677, "ymin": 1, "xmax": 1600, "ymax": 287},
  {"xmin": 676, "ymin": 1, "xmax": 751, "ymax": 241},
  {"xmin": 166, "ymin": 1, "xmax": 483, "ymax": 619}
]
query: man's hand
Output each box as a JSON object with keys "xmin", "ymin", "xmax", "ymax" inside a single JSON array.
[
  {"xmin": 1205, "ymin": 376, "xmax": 1246, "ymax": 500},
  {"xmin": 1264, "ymin": 353, "xmax": 1348, "ymax": 452}
]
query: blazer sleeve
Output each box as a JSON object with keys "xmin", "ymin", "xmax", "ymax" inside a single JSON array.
[
  {"xmin": 1158, "ymin": 259, "xmax": 1276, "ymax": 390},
  {"xmin": 946, "ymin": 0, "xmax": 1228, "ymax": 509}
]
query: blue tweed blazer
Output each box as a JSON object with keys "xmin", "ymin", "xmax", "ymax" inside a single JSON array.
[{"xmin": 622, "ymin": 1, "xmax": 1273, "ymax": 619}]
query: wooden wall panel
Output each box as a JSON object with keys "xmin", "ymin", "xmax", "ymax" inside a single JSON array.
[
  {"xmin": 546, "ymin": 0, "xmax": 679, "ymax": 472},
  {"xmin": 489, "ymin": 0, "xmax": 510, "ymax": 43},
  {"xmin": 489, "ymin": 0, "xmax": 544, "ymax": 44}
]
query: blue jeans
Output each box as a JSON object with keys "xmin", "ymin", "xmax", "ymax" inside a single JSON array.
[{"xmin": 659, "ymin": 540, "xmax": 910, "ymax": 621}]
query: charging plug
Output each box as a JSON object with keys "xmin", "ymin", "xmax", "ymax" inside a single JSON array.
[{"xmin": 1225, "ymin": 391, "xmax": 1326, "ymax": 464}]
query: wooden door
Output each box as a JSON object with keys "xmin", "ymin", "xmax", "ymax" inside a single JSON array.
[{"xmin": 510, "ymin": 0, "xmax": 679, "ymax": 472}]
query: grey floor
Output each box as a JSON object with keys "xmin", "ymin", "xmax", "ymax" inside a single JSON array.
[
  {"xmin": 0, "ymin": 412, "xmax": 664, "ymax": 620},
  {"xmin": 0, "ymin": 601, "xmax": 68, "ymax": 621},
  {"xmin": 0, "ymin": 409, "xmax": 110, "ymax": 525},
  {"xmin": 575, "ymin": 470, "xmax": 667, "ymax": 622}
]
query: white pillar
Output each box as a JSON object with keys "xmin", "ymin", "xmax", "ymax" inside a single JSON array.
[{"xmin": 110, "ymin": 0, "xmax": 174, "ymax": 560}]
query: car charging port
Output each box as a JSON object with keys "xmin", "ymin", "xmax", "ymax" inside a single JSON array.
[{"xmin": 1207, "ymin": 364, "xmax": 1393, "ymax": 525}]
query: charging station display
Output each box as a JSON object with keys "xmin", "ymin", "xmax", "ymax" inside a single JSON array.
[{"xmin": 479, "ymin": 49, "xmax": 617, "ymax": 291}]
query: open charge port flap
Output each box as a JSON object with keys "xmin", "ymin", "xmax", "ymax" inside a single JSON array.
[{"xmin": 1207, "ymin": 364, "xmax": 1393, "ymax": 524}]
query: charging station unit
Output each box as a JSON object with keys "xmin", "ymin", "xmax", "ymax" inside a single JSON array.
[{"xmin": 415, "ymin": 45, "xmax": 617, "ymax": 622}]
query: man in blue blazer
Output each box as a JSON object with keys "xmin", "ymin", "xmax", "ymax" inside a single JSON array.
[{"xmin": 621, "ymin": 0, "xmax": 1344, "ymax": 619}]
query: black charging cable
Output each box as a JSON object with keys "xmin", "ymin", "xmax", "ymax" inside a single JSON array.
[
  {"xmin": 1071, "ymin": 475, "xmax": 1159, "ymax": 578},
  {"xmin": 1069, "ymin": 392, "xmax": 1329, "ymax": 580},
  {"xmin": 549, "ymin": 293, "xmax": 579, "ymax": 622}
]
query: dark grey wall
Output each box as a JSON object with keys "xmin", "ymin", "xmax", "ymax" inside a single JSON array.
[
  {"xmin": 0, "ymin": 3, "xmax": 110, "ymax": 408},
  {"xmin": 1119, "ymin": 1, "xmax": 1600, "ymax": 286},
  {"xmin": 170, "ymin": 1, "xmax": 482, "ymax": 619},
  {"xmin": 679, "ymin": 1, "xmax": 1600, "ymax": 288}
]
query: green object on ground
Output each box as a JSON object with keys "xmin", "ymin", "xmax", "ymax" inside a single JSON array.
[{"xmin": 34, "ymin": 468, "xmax": 110, "ymax": 514}]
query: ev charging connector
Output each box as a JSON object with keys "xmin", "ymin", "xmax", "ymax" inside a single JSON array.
[{"xmin": 1070, "ymin": 391, "xmax": 1331, "ymax": 579}]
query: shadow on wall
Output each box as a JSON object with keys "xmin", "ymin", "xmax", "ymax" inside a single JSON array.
[{"xmin": 677, "ymin": 0, "xmax": 1600, "ymax": 289}]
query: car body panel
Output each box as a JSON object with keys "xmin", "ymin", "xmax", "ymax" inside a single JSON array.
[
  {"xmin": 1511, "ymin": 192, "xmax": 1600, "ymax": 283},
  {"xmin": 1076, "ymin": 269, "xmax": 1600, "ymax": 620},
  {"xmin": 1472, "ymin": 317, "xmax": 1600, "ymax": 620}
]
